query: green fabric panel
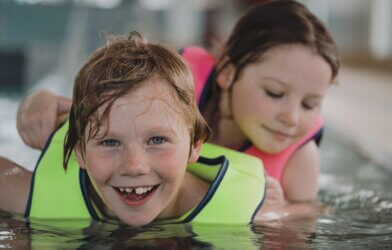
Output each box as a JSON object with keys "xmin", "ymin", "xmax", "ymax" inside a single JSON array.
[
  {"xmin": 186, "ymin": 160, "xmax": 220, "ymax": 182},
  {"xmin": 189, "ymin": 143, "xmax": 266, "ymax": 224},
  {"xmin": 29, "ymin": 122, "xmax": 91, "ymax": 219}
]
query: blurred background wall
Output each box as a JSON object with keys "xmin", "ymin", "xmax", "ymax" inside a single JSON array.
[{"xmin": 0, "ymin": 0, "xmax": 391, "ymax": 95}]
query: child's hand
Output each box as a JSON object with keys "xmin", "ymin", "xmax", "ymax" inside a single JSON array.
[
  {"xmin": 255, "ymin": 176, "xmax": 287, "ymax": 222},
  {"xmin": 256, "ymin": 177, "xmax": 330, "ymax": 223},
  {"xmin": 264, "ymin": 176, "xmax": 286, "ymax": 208},
  {"xmin": 16, "ymin": 90, "xmax": 71, "ymax": 150}
]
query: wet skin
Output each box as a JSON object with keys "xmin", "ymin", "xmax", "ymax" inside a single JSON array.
[
  {"xmin": 75, "ymin": 78, "xmax": 202, "ymax": 227},
  {"xmin": 222, "ymin": 45, "xmax": 332, "ymax": 154}
]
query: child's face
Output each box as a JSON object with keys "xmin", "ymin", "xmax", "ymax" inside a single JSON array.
[
  {"xmin": 230, "ymin": 45, "xmax": 332, "ymax": 153},
  {"xmin": 75, "ymin": 78, "xmax": 200, "ymax": 227}
]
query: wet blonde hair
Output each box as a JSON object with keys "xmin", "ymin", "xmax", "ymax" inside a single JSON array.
[{"xmin": 63, "ymin": 32, "xmax": 210, "ymax": 168}]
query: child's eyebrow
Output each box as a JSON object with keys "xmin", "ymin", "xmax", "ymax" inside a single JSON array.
[
  {"xmin": 305, "ymin": 94, "xmax": 324, "ymax": 99},
  {"xmin": 141, "ymin": 125, "xmax": 181, "ymax": 136},
  {"xmin": 260, "ymin": 76, "xmax": 286, "ymax": 86}
]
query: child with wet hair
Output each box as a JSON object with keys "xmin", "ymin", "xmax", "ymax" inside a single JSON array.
[
  {"xmin": 17, "ymin": 0, "xmax": 339, "ymax": 219},
  {"xmin": 1, "ymin": 32, "xmax": 265, "ymax": 226},
  {"xmin": 181, "ymin": 0, "xmax": 339, "ymax": 217}
]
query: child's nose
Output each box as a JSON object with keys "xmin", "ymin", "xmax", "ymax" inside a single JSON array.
[
  {"xmin": 118, "ymin": 146, "xmax": 150, "ymax": 176},
  {"xmin": 277, "ymin": 104, "xmax": 300, "ymax": 127}
]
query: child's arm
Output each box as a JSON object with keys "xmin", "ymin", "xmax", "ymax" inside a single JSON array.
[
  {"xmin": 255, "ymin": 197, "xmax": 326, "ymax": 223},
  {"xmin": 282, "ymin": 141, "xmax": 320, "ymax": 202},
  {"xmin": 17, "ymin": 90, "xmax": 71, "ymax": 150},
  {"xmin": 254, "ymin": 142, "xmax": 323, "ymax": 223},
  {"xmin": 0, "ymin": 157, "xmax": 32, "ymax": 214}
]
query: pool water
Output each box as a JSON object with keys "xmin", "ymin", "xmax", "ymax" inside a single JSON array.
[{"xmin": 1, "ymin": 97, "xmax": 392, "ymax": 249}]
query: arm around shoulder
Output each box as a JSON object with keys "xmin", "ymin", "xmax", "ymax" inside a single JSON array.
[
  {"xmin": 16, "ymin": 90, "xmax": 71, "ymax": 150},
  {"xmin": 0, "ymin": 157, "xmax": 32, "ymax": 215}
]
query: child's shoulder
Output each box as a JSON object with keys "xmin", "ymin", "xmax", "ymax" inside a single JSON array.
[{"xmin": 200, "ymin": 143, "xmax": 264, "ymax": 177}]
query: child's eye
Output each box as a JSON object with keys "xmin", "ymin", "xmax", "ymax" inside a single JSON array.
[
  {"xmin": 265, "ymin": 89, "xmax": 284, "ymax": 98},
  {"xmin": 101, "ymin": 139, "xmax": 120, "ymax": 147},
  {"xmin": 302, "ymin": 101, "xmax": 318, "ymax": 110},
  {"xmin": 148, "ymin": 136, "xmax": 167, "ymax": 145}
]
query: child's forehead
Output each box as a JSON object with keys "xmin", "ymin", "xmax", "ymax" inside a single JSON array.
[
  {"xmin": 95, "ymin": 82, "xmax": 190, "ymax": 136},
  {"xmin": 109, "ymin": 78, "xmax": 185, "ymax": 119},
  {"xmin": 246, "ymin": 45, "xmax": 332, "ymax": 81},
  {"xmin": 122, "ymin": 78, "xmax": 176, "ymax": 103}
]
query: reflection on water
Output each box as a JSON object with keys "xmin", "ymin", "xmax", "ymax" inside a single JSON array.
[
  {"xmin": 1, "ymin": 96, "xmax": 392, "ymax": 249},
  {"xmin": 0, "ymin": 212, "xmax": 318, "ymax": 249}
]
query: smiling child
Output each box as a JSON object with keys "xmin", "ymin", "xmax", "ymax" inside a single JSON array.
[{"xmin": 0, "ymin": 32, "xmax": 265, "ymax": 226}]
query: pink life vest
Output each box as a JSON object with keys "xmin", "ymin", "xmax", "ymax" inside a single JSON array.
[{"xmin": 181, "ymin": 46, "xmax": 323, "ymax": 182}]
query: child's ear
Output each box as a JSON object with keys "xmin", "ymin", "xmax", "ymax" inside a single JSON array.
[
  {"xmin": 188, "ymin": 140, "xmax": 203, "ymax": 164},
  {"xmin": 74, "ymin": 143, "xmax": 86, "ymax": 169},
  {"xmin": 216, "ymin": 63, "xmax": 235, "ymax": 90}
]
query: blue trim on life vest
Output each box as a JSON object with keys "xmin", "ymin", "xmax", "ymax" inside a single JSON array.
[
  {"xmin": 198, "ymin": 67, "xmax": 216, "ymax": 112},
  {"xmin": 182, "ymin": 155, "xmax": 228, "ymax": 223},
  {"xmin": 313, "ymin": 127, "xmax": 324, "ymax": 146},
  {"xmin": 251, "ymin": 171, "xmax": 267, "ymax": 222},
  {"xmin": 24, "ymin": 129, "xmax": 58, "ymax": 218},
  {"xmin": 80, "ymin": 169, "xmax": 101, "ymax": 221},
  {"xmin": 178, "ymin": 47, "xmax": 215, "ymax": 113},
  {"xmin": 239, "ymin": 140, "xmax": 252, "ymax": 152},
  {"xmin": 299, "ymin": 127, "xmax": 324, "ymax": 149}
]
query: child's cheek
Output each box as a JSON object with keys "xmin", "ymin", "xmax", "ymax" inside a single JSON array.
[
  {"xmin": 298, "ymin": 113, "xmax": 319, "ymax": 138},
  {"xmin": 85, "ymin": 150, "xmax": 117, "ymax": 180},
  {"xmin": 153, "ymin": 148, "xmax": 188, "ymax": 179}
]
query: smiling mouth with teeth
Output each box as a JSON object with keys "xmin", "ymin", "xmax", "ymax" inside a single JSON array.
[{"xmin": 114, "ymin": 185, "xmax": 159, "ymax": 207}]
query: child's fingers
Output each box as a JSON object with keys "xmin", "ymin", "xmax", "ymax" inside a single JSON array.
[{"xmin": 266, "ymin": 176, "xmax": 281, "ymax": 189}]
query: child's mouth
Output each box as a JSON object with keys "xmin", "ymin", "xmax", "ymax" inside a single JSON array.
[{"xmin": 114, "ymin": 185, "xmax": 159, "ymax": 207}]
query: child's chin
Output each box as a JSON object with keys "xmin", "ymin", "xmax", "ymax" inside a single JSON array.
[
  {"xmin": 262, "ymin": 144, "xmax": 287, "ymax": 154},
  {"xmin": 121, "ymin": 215, "xmax": 155, "ymax": 228}
]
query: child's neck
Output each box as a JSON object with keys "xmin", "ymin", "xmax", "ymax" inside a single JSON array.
[
  {"xmin": 203, "ymin": 90, "xmax": 248, "ymax": 150},
  {"xmin": 209, "ymin": 117, "xmax": 248, "ymax": 150},
  {"xmin": 158, "ymin": 172, "xmax": 209, "ymax": 220},
  {"xmin": 177, "ymin": 172, "xmax": 209, "ymax": 215}
]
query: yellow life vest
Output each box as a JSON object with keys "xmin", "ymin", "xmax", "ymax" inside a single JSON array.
[{"xmin": 25, "ymin": 122, "xmax": 266, "ymax": 225}]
